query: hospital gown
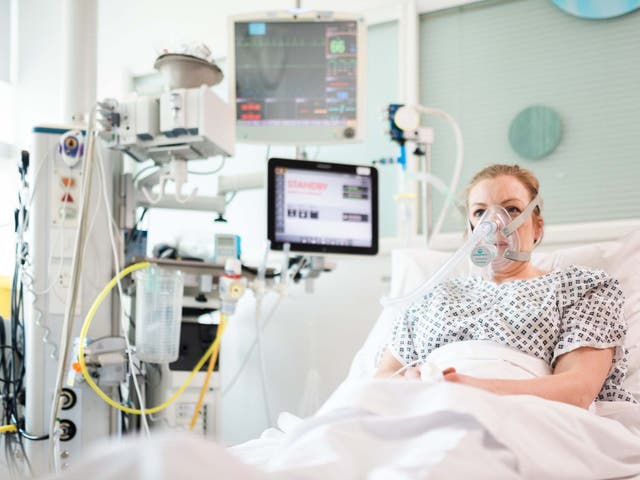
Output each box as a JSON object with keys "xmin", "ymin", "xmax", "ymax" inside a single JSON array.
[{"xmin": 389, "ymin": 265, "xmax": 635, "ymax": 403}]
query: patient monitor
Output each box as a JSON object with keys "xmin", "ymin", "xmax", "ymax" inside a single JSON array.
[
  {"xmin": 267, "ymin": 157, "xmax": 378, "ymax": 255},
  {"xmin": 228, "ymin": 11, "xmax": 366, "ymax": 144}
]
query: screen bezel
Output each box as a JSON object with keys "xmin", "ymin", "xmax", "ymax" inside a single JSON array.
[
  {"xmin": 267, "ymin": 157, "xmax": 378, "ymax": 255},
  {"xmin": 228, "ymin": 11, "xmax": 366, "ymax": 145}
]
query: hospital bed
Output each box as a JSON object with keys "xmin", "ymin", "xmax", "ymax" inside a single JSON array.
[{"xmin": 55, "ymin": 230, "xmax": 640, "ymax": 479}]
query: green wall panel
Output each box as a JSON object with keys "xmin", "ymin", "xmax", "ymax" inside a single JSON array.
[{"xmin": 420, "ymin": 0, "xmax": 640, "ymax": 232}]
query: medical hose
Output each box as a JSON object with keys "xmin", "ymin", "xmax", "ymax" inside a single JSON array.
[
  {"xmin": 380, "ymin": 220, "xmax": 495, "ymax": 308},
  {"xmin": 188, "ymin": 314, "xmax": 227, "ymax": 430},
  {"xmin": 413, "ymin": 104, "xmax": 464, "ymax": 246},
  {"xmin": 78, "ymin": 262, "xmax": 226, "ymax": 415}
]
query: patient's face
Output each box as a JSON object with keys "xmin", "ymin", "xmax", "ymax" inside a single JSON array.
[{"xmin": 467, "ymin": 175, "xmax": 542, "ymax": 253}]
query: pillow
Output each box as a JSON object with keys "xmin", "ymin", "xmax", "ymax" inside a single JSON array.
[{"xmin": 348, "ymin": 230, "xmax": 640, "ymax": 398}]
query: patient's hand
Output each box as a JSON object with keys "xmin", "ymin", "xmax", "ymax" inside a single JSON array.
[
  {"xmin": 442, "ymin": 368, "xmax": 498, "ymax": 393},
  {"xmin": 401, "ymin": 366, "xmax": 421, "ymax": 380}
]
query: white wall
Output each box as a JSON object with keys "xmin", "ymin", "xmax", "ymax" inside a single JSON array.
[
  {"xmin": 16, "ymin": 0, "xmax": 65, "ymax": 143},
  {"xmin": 96, "ymin": 0, "xmax": 397, "ymax": 97},
  {"xmin": 0, "ymin": 0, "xmax": 65, "ymax": 277}
]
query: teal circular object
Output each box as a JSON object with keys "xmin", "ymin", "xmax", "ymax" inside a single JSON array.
[
  {"xmin": 550, "ymin": 0, "xmax": 640, "ymax": 20},
  {"xmin": 508, "ymin": 106, "xmax": 563, "ymax": 160}
]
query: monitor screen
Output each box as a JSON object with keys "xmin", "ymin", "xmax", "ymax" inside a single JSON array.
[
  {"xmin": 267, "ymin": 158, "xmax": 378, "ymax": 255},
  {"xmin": 229, "ymin": 13, "xmax": 365, "ymax": 144}
]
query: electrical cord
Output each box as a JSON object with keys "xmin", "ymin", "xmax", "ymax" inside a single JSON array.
[
  {"xmin": 119, "ymin": 148, "xmax": 145, "ymax": 163},
  {"xmin": 188, "ymin": 156, "xmax": 226, "ymax": 175},
  {"xmin": 132, "ymin": 163, "xmax": 160, "ymax": 184},
  {"xmin": 123, "ymin": 207, "xmax": 148, "ymax": 251},
  {"xmin": 16, "ymin": 428, "xmax": 48, "ymax": 442},
  {"xmin": 1, "ymin": 152, "xmax": 36, "ymax": 477},
  {"xmin": 24, "ymin": 172, "xmax": 72, "ymax": 297},
  {"xmin": 22, "ymin": 143, "xmax": 108, "ymax": 364},
  {"xmin": 241, "ymin": 265, "xmax": 280, "ymax": 278},
  {"xmin": 222, "ymin": 296, "xmax": 284, "ymax": 397}
]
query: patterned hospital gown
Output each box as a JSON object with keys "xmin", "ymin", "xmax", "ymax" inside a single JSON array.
[{"xmin": 389, "ymin": 265, "xmax": 635, "ymax": 403}]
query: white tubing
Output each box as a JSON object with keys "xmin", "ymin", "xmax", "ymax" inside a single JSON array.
[
  {"xmin": 279, "ymin": 243, "xmax": 291, "ymax": 293},
  {"xmin": 257, "ymin": 240, "xmax": 271, "ymax": 282},
  {"xmin": 411, "ymin": 172, "xmax": 465, "ymax": 212},
  {"xmin": 413, "ymin": 104, "xmax": 464, "ymax": 247},
  {"xmin": 254, "ymin": 240, "xmax": 273, "ymax": 424},
  {"xmin": 380, "ymin": 220, "xmax": 495, "ymax": 308}
]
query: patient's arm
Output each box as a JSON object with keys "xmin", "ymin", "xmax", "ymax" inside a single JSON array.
[
  {"xmin": 374, "ymin": 348, "xmax": 420, "ymax": 379},
  {"xmin": 443, "ymin": 346, "xmax": 615, "ymax": 409}
]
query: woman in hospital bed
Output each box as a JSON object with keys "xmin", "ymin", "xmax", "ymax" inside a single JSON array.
[
  {"xmin": 376, "ymin": 164, "xmax": 635, "ymax": 408},
  {"xmin": 54, "ymin": 164, "xmax": 640, "ymax": 480}
]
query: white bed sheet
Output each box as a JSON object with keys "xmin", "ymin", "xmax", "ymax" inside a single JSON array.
[
  {"xmin": 225, "ymin": 339, "xmax": 640, "ymax": 479},
  {"xmin": 59, "ymin": 373, "xmax": 640, "ymax": 480},
  {"xmin": 229, "ymin": 378, "xmax": 640, "ymax": 479}
]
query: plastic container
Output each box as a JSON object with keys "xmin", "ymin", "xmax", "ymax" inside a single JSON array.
[{"xmin": 134, "ymin": 268, "xmax": 183, "ymax": 363}]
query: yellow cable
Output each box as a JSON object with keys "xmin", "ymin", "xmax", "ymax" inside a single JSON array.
[
  {"xmin": 188, "ymin": 313, "xmax": 227, "ymax": 430},
  {"xmin": 0, "ymin": 424, "xmax": 17, "ymax": 433},
  {"xmin": 78, "ymin": 262, "xmax": 224, "ymax": 415}
]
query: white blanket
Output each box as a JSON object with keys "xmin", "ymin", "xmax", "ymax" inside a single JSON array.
[
  {"xmin": 230, "ymin": 343, "xmax": 640, "ymax": 479},
  {"xmin": 229, "ymin": 380, "xmax": 640, "ymax": 479},
  {"xmin": 57, "ymin": 343, "xmax": 640, "ymax": 480}
]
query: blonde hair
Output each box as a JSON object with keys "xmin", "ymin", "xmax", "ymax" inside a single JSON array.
[{"xmin": 464, "ymin": 164, "xmax": 544, "ymax": 243}]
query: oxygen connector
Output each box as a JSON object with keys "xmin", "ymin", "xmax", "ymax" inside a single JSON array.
[{"xmin": 219, "ymin": 258, "xmax": 247, "ymax": 315}]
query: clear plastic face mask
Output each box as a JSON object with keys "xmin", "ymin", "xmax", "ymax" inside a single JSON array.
[
  {"xmin": 469, "ymin": 205, "xmax": 522, "ymax": 273},
  {"xmin": 381, "ymin": 194, "xmax": 539, "ymax": 308},
  {"xmin": 468, "ymin": 193, "xmax": 541, "ymax": 275}
]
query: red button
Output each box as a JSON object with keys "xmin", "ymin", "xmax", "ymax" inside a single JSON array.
[{"xmin": 61, "ymin": 193, "xmax": 74, "ymax": 203}]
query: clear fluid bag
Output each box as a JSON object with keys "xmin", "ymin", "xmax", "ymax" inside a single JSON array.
[{"xmin": 134, "ymin": 268, "xmax": 184, "ymax": 363}]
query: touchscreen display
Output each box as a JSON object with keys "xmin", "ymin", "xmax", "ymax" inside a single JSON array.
[{"xmin": 268, "ymin": 158, "xmax": 377, "ymax": 255}]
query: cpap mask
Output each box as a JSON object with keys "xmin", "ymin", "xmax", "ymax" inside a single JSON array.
[
  {"xmin": 380, "ymin": 194, "xmax": 541, "ymax": 308},
  {"xmin": 469, "ymin": 194, "xmax": 540, "ymax": 274}
]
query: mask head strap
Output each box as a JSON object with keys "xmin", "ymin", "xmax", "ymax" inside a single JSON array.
[
  {"xmin": 504, "ymin": 249, "xmax": 531, "ymax": 262},
  {"xmin": 501, "ymin": 194, "xmax": 540, "ymax": 237}
]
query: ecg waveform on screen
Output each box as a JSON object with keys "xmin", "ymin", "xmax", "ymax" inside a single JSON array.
[
  {"xmin": 236, "ymin": 38, "xmax": 326, "ymax": 48},
  {"xmin": 235, "ymin": 21, "xmax": 358, "ymax": 125}
]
